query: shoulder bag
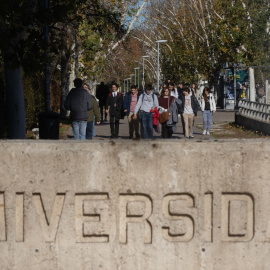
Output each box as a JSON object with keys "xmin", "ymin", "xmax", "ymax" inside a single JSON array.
[{"xmin": 159, "ymin": 97, "xmax": 170, "ymax": 124}]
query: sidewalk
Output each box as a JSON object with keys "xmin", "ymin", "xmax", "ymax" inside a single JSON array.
[{"xmin": 64, "ymin": 109, "xmax": 235, "ymax": 141}]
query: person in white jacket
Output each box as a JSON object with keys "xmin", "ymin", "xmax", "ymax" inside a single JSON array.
[{"xmin": 200, "ymin": 87, "xmax": 216, "ymax": 135}]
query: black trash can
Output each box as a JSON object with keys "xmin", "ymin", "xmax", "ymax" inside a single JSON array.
[{"xmin": 39, "ymin": 111, "xmax": 60, "ymax": 139}]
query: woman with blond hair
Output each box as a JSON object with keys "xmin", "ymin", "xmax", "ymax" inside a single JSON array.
[{"xmin": 200, "ymin": 87, "xmax": 216, "ymax": 135}]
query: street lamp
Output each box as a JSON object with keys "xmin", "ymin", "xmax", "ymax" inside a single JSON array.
[
  {"xmin": 156, "ymin": 40, "xmax": 167, "ymax": 93},
  {"xmin": 134, "ymin": 67, "xmax": 140, "ymax": 88},
  {"xmin": 124, "ymin": 79, "xmax": 128, "ymax": 93},
  {"xmin": 142, "ymin": 55, "xmax": 149, "ymax": 89},
  {"xmin": 126, "ymin": 78, "xmax": 131, "ymax": 92},
  {"xmin": 130, "ymin": 74, "xmax": 135, "ymax": 84}
]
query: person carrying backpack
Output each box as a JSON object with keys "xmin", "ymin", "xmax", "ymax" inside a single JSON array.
[
  {"xmin": 106, "ymin": 82, "xmax": 123, "ymax": 139},
  {"xmin": 133, "ymin": 84, "xmax": 159, "ymax": 139}
]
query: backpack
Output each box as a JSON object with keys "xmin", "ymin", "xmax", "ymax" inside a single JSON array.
[
  {"xmin": 141, "ymin": 92, "xmax": 155, "ymax": 103},
  {"xmin": 137, "ymin": 93, "xmax": 155, "ymax": 119}
]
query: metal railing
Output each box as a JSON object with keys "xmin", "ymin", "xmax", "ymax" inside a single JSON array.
[{"xmin": 238, "ymin": 100, "xmax": 270, "ymax": 123}]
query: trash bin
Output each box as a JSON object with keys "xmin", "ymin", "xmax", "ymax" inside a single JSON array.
[{"xmin": 39, "ymin": 111, "xmax": 60, "ymax": 139}]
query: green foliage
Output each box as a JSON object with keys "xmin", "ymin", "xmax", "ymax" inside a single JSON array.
[
  {"xmin": 23, "ymin": 73, "xmax": 45, "ymax": 130},
  {"xmin": 155, "ymin": 0, "xmax": 270, "ymax": 85},
  {"xmin": 0, "ymin": 0, "xmax": 124, "ymax": 132}
]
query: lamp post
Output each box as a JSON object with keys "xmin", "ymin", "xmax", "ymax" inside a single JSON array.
[
  {"xmin": 156, "ymin": 40, "xmax": 167, "ymax": 93},
  {"xmin": 126, "ymin": 78, "xmax": 131, "ymax": 92},
  {"xmin": 123, "ymin": 79, "xmax": 127, "ymax": 93},
  {"xmin": 142, "ymin": 55, "xmax": 149, "ymax": 89},
  {"xmin": 134, "ymin": 67, "xmax": 140, "ymax": 88},
  {"xmin": 130, "ymin": 74, "xmax": 135, "ymax": 85}
]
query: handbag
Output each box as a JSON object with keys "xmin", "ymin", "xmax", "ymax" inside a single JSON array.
[
  {"xmin": 158, "ymin": 97, "xmax": 170, "ymax": 124},
  {"xmin": 159, "ymin": 111, "xmax": 170, "ymax": 124},
  {"xmin": 137, "ymin": 109, "xmax": 142, "ymax": 120}
]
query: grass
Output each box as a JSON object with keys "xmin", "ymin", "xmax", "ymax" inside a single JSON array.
[
  {"xmin": 25, "ymin": 118, "xmax": 71, "ymax": 139},
  {"xmin": 59, "ymin": 118, "xmax": 71, "ymax": 139},
  {"xmin": 210, "ymin": 122, "xmax": 269, "ymax": 139}
]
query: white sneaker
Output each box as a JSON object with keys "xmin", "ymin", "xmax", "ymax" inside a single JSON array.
[
  {"xmin": 203, "ymin": 130, "xmax": 206, "ymax": 135},
  {"xmin": 206, "ymin": 131, "xmax": 210, "ymax": 135}
]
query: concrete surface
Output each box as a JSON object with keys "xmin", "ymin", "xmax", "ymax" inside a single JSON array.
[
  {"xmin": 0, "ymin": 140, "xmax": 270, "ymax": 269},
  {"xmin": 65, "ymin": 109, "xmax": 235, "ymax": 140}
]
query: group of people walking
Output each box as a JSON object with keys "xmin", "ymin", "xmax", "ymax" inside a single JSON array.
[{"xmin": 64, "ymin": 78, "xmax": 216, "ymax": 140}]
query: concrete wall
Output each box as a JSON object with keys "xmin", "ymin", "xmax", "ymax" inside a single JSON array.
[{"xmin": 0, "ymin": 140, "xmax": 270, "ymax": 270}]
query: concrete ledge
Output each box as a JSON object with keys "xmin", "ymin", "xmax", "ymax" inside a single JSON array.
[
  {"xmin": 0, "ymin": 141, "xmax": 270, "ymax": 270},
  {"xmin": 236, "ymin": 113, "xmax": 270, "ymax": 135}
]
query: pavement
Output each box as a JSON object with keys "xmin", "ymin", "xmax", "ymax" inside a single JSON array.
[{"xmin": 64, "ymin": 109, "xmax": 235, "ymax": 141}]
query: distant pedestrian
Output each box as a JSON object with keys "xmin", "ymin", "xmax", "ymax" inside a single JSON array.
[
  {"xmin": 83, "ymin": 83, "xmax": 97, "ymax": 137},
  {"xmin": 189, "ymin": 83, "xmax": 200, "ymax": 138},
  {"xmin": 133, "ymin": 84, "xmax": 159, "ymax": 139},
  {"xmin": 158, "ymin": 88, "xmax": 175, "ymax": 138},
  {"xmin": 169, "ymin": 82, "xmax": 178, "ymax": 99},
  {"xmin": 96, "ymin": 82, "xmax": 109, "ymax": 122},
  {"xmin": 86, "ymin": 88, "xmax": 101, "ymax": 140},
  {"xmin": 177, "ymin": 82, "xmax": 184, "ymax": 97},
  {"xmin": 83, "ymin": 83, "xmax": 89, "ymax": 92},
  {"xmin": 106, "ymin": 83, "xmax": 123, "ymax": 139},
  {"xmin": 64, "ymin": 78, "xmax": 93, "ymax": 140},
  {"xmin": 177, "ymin": 84, "xmax": 186, "ymax": 135},
  {"xmin": 123, "ymin": 85, "xmax": 141, "ymax": 139},
  {"xmin": 191, "ymin": 83, "xmax": 199, "ymax": 100},
  {"xmin": 200, "ymin": 87, "xmax": 216, "ymax": 135},
  {"xmin": 179, "ymin": 86, "xmax": 198, "ymax": 138}
]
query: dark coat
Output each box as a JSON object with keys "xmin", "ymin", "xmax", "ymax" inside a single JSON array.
[
  {"xmin": 123, "ymin": 91, "xmax": 141, "ymax": 116},
  {"xmin": 64, "ymin": 87, "xmax": 93, "ymax": 121},
  {"xmin": 88, "ymin": 96, "xmax": 101, "ymax": 122},
  {"xmin": 106, "ymin": 92, "xmax": 123, "ymax": 118},
  {"xmin": 96, "ymin": 84, "xmax": 109, "ymax": 106},
  {"xmin": 179, "ymin": 93, "xmax": 199, "ymax": 116}
]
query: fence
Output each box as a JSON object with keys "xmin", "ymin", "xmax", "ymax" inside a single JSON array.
[
  {"xmin": 238, "ymin": 100, "xmax": 270, "ymax": 123},
  {"xmin": 236, "ymin": 100, "xmax": 270, "ymax": 135}
]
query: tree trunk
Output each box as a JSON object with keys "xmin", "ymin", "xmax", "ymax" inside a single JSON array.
[
  {"xmin": 4, "ymin": 66, "xmax": 26, "ymax": 139},
  {"xmin": 0, "ymin": 73, "xmax": 6, "ymax": 139},
  {"xmin": 60, "ymin": 48, "xmax": 70, "ymax": 119},
  {"xmin": 74, "ymin": 25, "xmax": 79, "ymax": 78}
]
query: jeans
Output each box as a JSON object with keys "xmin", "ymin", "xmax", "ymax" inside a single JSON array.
[
  {"xmin": 92, "ymin": 115, "xmax": 96, "ymax": 137},
  {"xmin": 86, "ymin": 121, "xmax": 93, "ymax": 140},
  {"xmin": 203, "ymin": 110, "xmax": 213, "ymax": 131},
  {"xmin": 141, "ymin": 111, "xmax": 153, "ymax": 139},
  {"xmin": 72, "ymin": 121, "xmax": 87, "ymax": 140}
]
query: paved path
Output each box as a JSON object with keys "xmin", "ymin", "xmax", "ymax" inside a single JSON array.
[{"xmin": 65, "ymin": 109, "xmax": 235, "ymax": 141}]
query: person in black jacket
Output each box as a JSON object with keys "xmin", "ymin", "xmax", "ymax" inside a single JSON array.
[
  {"xmin": 106, "ymin": 83, "xmax": 123, "ymax": 139},
  {"xmin": 64, "ymin": 78, "xmax": 93, "ymax": 140},
  {"xmin": 96, "ymin": 82, "xmax": 109, "ymax": 122}
]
